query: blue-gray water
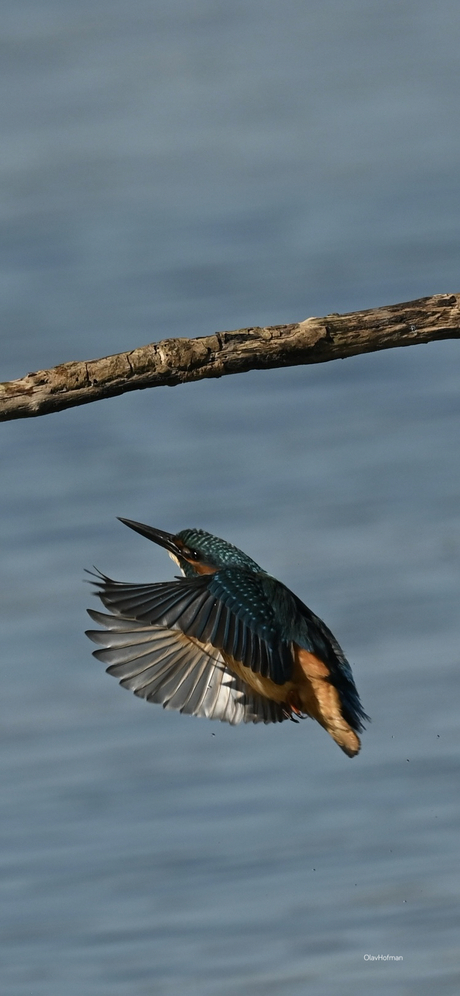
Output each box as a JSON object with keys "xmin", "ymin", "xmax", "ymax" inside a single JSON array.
[{"xmin": 1, "ymin": 2, "xmax": 460, "ymax": 994}]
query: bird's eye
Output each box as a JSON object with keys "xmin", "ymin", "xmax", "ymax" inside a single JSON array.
[{"xmin": 184, "ymin": 547, "xmax": 200, "ymax": 561}]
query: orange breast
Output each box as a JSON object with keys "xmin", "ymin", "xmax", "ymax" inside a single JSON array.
[
  {"xmin": 222, "ymin": 644, "xmax": 360, "ymax": 756},
  {"xmin": 292, "ymin": 646, "xmax": 360, "ymax": 757},
  {"xmin": 222, "ymin": 652, "xmax": 297, "ymax": 704}
]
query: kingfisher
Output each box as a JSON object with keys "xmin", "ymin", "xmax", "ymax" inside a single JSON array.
[{"xmin": 86, "ymin": 519, "xmax": 368, "ymax": 757}]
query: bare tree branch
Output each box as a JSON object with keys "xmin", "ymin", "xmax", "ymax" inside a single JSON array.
[{"xmin": 1, "ymin": 293, "xmax": 459, "ymax": 422}]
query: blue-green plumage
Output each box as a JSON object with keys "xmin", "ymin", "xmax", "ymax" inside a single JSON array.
[
  {"xmin": 177, "ymin": 528, "xmax": 263, "ymax": 575},
  {"xmin": 86, "ymin": 518, "xmax": 369, "ymax": 756}
]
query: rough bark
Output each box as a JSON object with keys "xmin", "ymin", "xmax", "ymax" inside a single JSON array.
[{"xmin": 1, "ymin": 293, "xmax": 459, "ymax": 422}]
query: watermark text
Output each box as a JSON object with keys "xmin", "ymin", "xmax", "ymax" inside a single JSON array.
[{"xmin": 364, "ymin": 954, "xmax": 403, "ymax": 962}]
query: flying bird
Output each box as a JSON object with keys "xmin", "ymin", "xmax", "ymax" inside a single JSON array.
[{"xmin": 86, "ymin": 519, "xmax": 368, "ymax": 756}]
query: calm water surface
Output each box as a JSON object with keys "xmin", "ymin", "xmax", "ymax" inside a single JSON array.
[{"xmin": 1, "ymin": 2, "xmax": 460, "ymax": 994}]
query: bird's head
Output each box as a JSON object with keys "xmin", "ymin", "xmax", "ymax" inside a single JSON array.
[{"xmin": 118, "ymin": 518, "xmax": 263, "ymax": 576}]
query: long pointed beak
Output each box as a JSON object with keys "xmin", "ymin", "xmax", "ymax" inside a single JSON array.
[{"xmin": 118, "ymin": 518, "xmax": 183, "ymax": 557}]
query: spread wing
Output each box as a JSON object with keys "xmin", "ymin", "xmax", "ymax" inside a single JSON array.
[
  {"xmin": 88, "ymin": 568, "xmax": 293, "ymax": 685},
  {"xmin": 86, "ymin": 608, "xmax": 286, "ymax": 725}
]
